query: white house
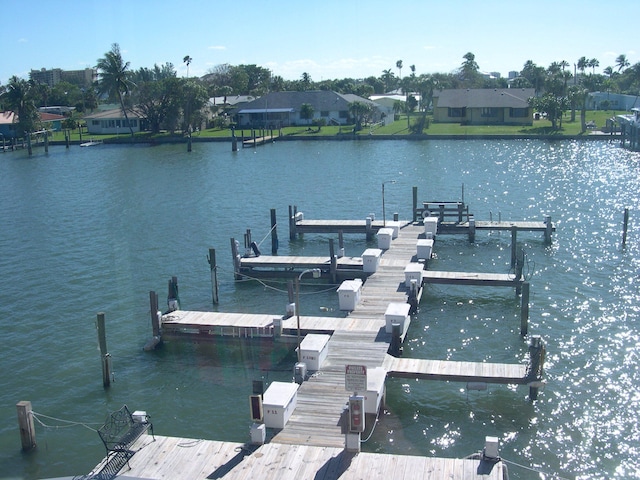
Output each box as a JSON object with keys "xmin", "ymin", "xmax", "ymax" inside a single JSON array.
[{"xmin": 84, "ymin": 108, "xmax": 144, "ymax": 135}]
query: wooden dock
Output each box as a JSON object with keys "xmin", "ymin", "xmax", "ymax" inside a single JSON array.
[
  {"xmin": 384, "ymin": 354, "xmax": 529, "ymax": 385},
  {"xmin": 243, "ymin": 135, "xmax": 274, "ymax": 147},
  {"xmin": 237, "ymin": 254, "xmax": 367, "ymax": 280},
  {"xmin": 93, "ymin": 433, "xmax": 506, "ymax": 480},
  {"xmin": 422, "ymin": 270, "xmax": 521, "ymax": 287}
]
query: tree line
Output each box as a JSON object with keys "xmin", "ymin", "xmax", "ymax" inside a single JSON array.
[{"xmin": 1, "ymin": 44, "xmax": 639, "ymax": 138}]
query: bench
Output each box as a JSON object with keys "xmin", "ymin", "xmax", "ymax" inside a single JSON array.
[{"xmin": 97, "ymin": 405, "xmax": 154, "ymax": 460}]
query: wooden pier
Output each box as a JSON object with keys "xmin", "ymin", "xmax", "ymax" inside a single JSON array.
[
  {"xmin": 90, "ymin": 434, "xmax": 506, "ymax": 480},
  {"xmin": 129, "ymin": 195, "xmax": 551, "ymax": 478}
]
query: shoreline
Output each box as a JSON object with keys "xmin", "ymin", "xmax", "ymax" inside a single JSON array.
[{"xmin": 49, "ymin": 131, "xmax": 619, "ymax": 147}]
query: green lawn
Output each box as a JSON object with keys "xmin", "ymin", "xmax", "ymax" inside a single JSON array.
[{"xmin": 51, "ymin": 109, "xmax": 621, "ymax": 143}]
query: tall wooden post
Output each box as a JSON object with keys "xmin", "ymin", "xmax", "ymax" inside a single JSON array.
[
  {"xmin": 17, "ymin": 401, "xmax": 36, "ymax": 451},
  {"xmin": 44, "ymin": 133, "xmax": 49, "ymax": 154},
  {"xmin": 412, "ymin": 186, "xmax": 418, "ymax": 223},
  {"xmin": 65, "ymin": 130, "xmax": 70, "ymax": 148},
  {"xmin": 520, "ymin": 282, "xmax": 530, "ymax": 336},
  {"xmin": 338, "ymin": 231, "xmax": 345, "ymax": 257},
  {"xmin": 366, "ymin": 216, "xmax": 373, "ymax": 241},
  {"xmin": 231, "ymin": 128, "xmax": 238, "ymax": 152},
  {"xmin": 468, "ymin": 215, "xmax": 476, "ymax": 242},
  {"xmin": 97, "ymin": 312, "xmax": 111, "ymax": 388},
  {"xmin": 544, "ymin": 215, "xmax": 553, "ymax": 244},
  {"xmin": 27, "ymin": 133, "xmax": 32, "ymax": 155},
  {"xmin": 329, "ymin": 239, "xmax": 337, "ymax": 284},
  {"xmin": 622, "ymin": 208, "xmax": 630, "ymax": 247},
  {"xmin": 270, "ymin": 209, "xmax": 278, "ymax": 255},
  {"xmin": 144, "ymin": 290, "xmax": 162, "ymax": 351},
  {"xmin": 208, "ymin": 248, "xmax": 219, "ymax": 304},
  {"xmin": 510, "ymin": 226, "xmax": 518, "ymax": 267}
]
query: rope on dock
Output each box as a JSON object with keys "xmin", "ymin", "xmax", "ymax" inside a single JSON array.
[{"xmin": 30, "ymin": 411, "xmax": 101, "ymax": 432}]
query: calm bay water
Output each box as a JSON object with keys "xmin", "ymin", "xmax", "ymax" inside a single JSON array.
[{"xmin": 0, "ymin": 139, "xmax": 638, "ymax": 479}]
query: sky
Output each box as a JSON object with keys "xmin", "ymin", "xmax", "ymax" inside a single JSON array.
[{"xmin": 2, "ymin": 0, "xmax": 639, "ymax": 85}]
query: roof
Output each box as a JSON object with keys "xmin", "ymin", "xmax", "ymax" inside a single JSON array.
[
  {"xmin": 0, "ymin": 111, "xmax": 64, "ymax": 124},
  {"xmin": 237, "ymin": 108, "xmax": 294, "ymax": 114},
  {"xmin": 0, "ymin": 111, "xmax": 17, "ymax": 125},
  {"xmin": 39, "ymin": 112, "xmax": 66, "ymax": 122},
  {"xmin": 434, "ymin": 88, "xmax": 535, "ymax": 108},
  {"xmin": 84, "ymin": 108, "xmax": 143, "ymax": 120},
  {"xmin": 239, "ymin": 90, "xmax": 371, "ymax": 112}
]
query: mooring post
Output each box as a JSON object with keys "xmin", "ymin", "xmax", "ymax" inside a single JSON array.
[
  {"xmin": 329, "ymin": 239, "xmax": 337, "ymax": 284},
  {"xmin": 167, "ymin": 276, "xmax": 179, "ymax": 311},
  {"xmin": 510, "ymin": 226, "xmax": 518, "ymax": 267},
  {"xmin": 338, "ymin": 231, "xmax": 345, "ymax": 257},
  {"xmin": 208, "ymin": 248, "xmax": 219, "ymax": 304},
  {"xmin": 16, "ymin": 401, "xmax": 36, "ymax": 451},
  {"xmin": 44, "ymin": 133, "xmax": 48, "ymax": 154},
  {"xmin": 231, "ymin": 237, "xmax": 242, "ymax": 280},
  {"xmin": 544, "ymin": 215, "xmax": 553, "ymax": 244},
  {"xmin": 144, "ymin": 290, "xmax": 162, "ymax": 351},
  {"xmin": 231, "ymin": 128, "xmax": 237, "ymax": 152},
  {"xmin": 270, "ymin": 209, "xmax": 278, "ymax": 255},
  {"xmin": 288, "ymin": 205, "xmax": 295, "ymax": 240},
  {"xmin": 468, "ymin": 215, "xmax": 476, "ymax": 242},
  {"xmin": 366, "ymin": 216, "xmax": 373, "ymax": 241},
  {"xmin": 622, "ymin": 208, "xmax": 630, "ymax": 247},
  {"xmin": 27, "ymin": 133, "xmax": 32, "ymax": 155},
  {"xmin": 527, "ymin": 336, "xmax": 545, "ymax": 400},
  {"xmin": 390, "ymin": 323, "xmax": 402, "ymax": 356},
  {"xmin": 97, "ymin": 312, "xmax": 111, "ymax": 388},
  {"xmin": 412, "ymin": 186, "xmax": 418, "ymax": 223},
  {"xmin": 187, "ymin": 134, "xmax": 192, "ymax": 152},
  {"xmin": 520, "ymin": 282, "xmax": 530, "ymax": 336}
]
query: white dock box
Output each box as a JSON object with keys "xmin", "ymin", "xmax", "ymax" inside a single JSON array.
[
  {"xmin": 404, "ymin": 263, "xmax": 424, "ymax": 288},
  {"xmin": 377, "ymin": 228, "xmax": 394, "ymax": 250},
  {"xmin": 385, "ymin": 302, "xmax": 411, "ymax": 334},
  {"xmin": 299, "ymin": 334, "xmax": 330, "ymax": 371},
  {"xmin": 362, "ymin": 248, "xmax": 382, "ymax": 273},
  {"xmin": 424, "ymin": 217, "xmax": 438, "ymax": 238},
  {"xmin": 416, "ymin": 238, "xmax": 434, "ymax": 260},
  {"xmin": 364, "ymin": 367, "xmax": 386, "ymax": 414},
  {"xmin": 386, "ymin": 221, "xmax": 401, "ymax": 239},
  {"xmin": 337, "ymin": 279, "xmax": 363, "ymax": 311},
  {"xmin": 263, "ymin": 382, "xmax": 299, "ymax": 429}
]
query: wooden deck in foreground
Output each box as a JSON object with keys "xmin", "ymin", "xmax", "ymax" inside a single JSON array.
[{"xmin": 100, "ymin": 434, "xmax": 506, "ymax": 480}]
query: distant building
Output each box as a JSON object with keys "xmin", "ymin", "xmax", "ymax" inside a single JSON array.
[
  {"xmin": 235, "ymin": 91, "xmax": 390, "ymax": 128},
  {"xmin": 84, "ymin": 108, "xmax": 144, "ymax": 135},
  {"xmin": 29, "ymin": 67, "xmax": 96, "ymax": 87},
  {"xmin": 587, "ymin": 92, "xmax": 640, "ymax": 111},
  {"xmin": 433, "ymin": 88, "xmax": 534, "ymax": 125}
]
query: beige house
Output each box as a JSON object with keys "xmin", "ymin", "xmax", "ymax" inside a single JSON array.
[
  {"xmin": 84, "ymin": 108, "xmax": 145, "ymax": 134},
  {"xmin": 433, "ymin": 88, "xmax": 535, "ymax": 125}
]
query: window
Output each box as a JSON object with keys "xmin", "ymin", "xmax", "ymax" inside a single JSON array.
[
  {"xmin": 339, "ymin": 110, "xmax": 348, "ymax": 119},
  {"xmin": 510, "ymin": 108, "xmax": 529, "ymax": 118},
  {"xmin": 448, "ymin": 107, "xmax": 465, "ymax": 118},
  {"xmin": 321, "ymin": 111, "xmax": 329, "ymax": 117},
  {"xmin": 481, "ymin": 107, "xmax": 498, "ymax": 117}
]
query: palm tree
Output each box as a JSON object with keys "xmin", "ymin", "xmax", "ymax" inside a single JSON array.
[
  {"xmin": 1, "ymin": 76, "xmax": 38, "ymax": 137},
  {"xmin": 396, "ymin": 60, "xmax": 403, "ymax": 80},
  {"xmin": 615, "ymin": 54, "xmax": 630, "ymax": 72},
  {"xmin": 381, "ymin": 69, "xmax": 395, "ymax": 93},
  {"xmin": 588, "ymin": 58, "xmax": 599, "ymax": 74},
  {"xmin": 183, "ymin": 55, "xmax": 193, "ymax": 78},
  {"xmin": 96, "ymin": 43, "xmax": 136, "ymax": 137}
]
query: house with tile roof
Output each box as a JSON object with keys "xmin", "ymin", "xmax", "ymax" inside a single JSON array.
[
  {"xmin": 433, "ymin": 88, "xmax": 535, "ymax": 125},
  {"xmin": 0, "ymin": 111, "xmax": 66, "ymax": 138},
  {"xmin": 235, "ymin": 91, "xmax": 391, "ymax": 128}
]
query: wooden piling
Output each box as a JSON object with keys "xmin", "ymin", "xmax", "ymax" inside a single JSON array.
[
  {"xmin": 329, "ymin": 239, "xmax": 337, "ymax": 284},
  {"xmin": 97, "ymin": 312, "xmax": 111, "ymax": 387},
  {"xmin": 187, "ymin": 134, "xmax": 192, "ymax": 152},
  {"xmin": 366, "ymin": 216, "xmax": 373, "ymax": 241},
  {"xmin": 231, "ymin": 237, "xmax": 242, "ymax": 280},
  {"xmin": 412, "ymin": 186, "xmax": 418, "ymax": 223},
  {"xmin": 468, "ymin": 215, "xmax": 475, "ymax": 242},
  {"xmin": 622, "ymin": 208, "xmax": 629, "ymax": 247},
  {"xmin": 27, "ymin": 134, "xmax": 32, "ymax": 155},
  {"xmin": 527, "ymin": 336, "xmax": 545, "ymax": 400},
  {"xmin": 520, "ymin": 282, "xmax": 530, "ymax": 336},
  {"xmin": 338, "ymin": 231, "xmax": 344, "ymax": 257},
  {"xmin": 510, "ymin": 226, "xmax": 518, "ymax": 267},
  {"xmin": 167, "ymin": 276, "xmax": 179, "ymax": 311},
  {"xmin": 44, "ymin": 133, "xmax": 48, "ymax": 153},
  {"xmin": 208, "ymin": 248, "xmax": 219, "ymax": 304},
  {"xmin": 65, "ymin": 130, "xmax": 70, "ymax": 148},
  {"xmin": 150, "ymin": 291, "xmax": 160, "ymax": 336},
  {"xmin": 544, "ymin": 215, "xmax": 553, "ymax": 244},
  {"xmin": 16, "ymin": 401, "xmax": 36, "ymax": 451},
  {"xmin": 289, "ymin": 205, "xmax": 295, "ymax": 240},
  {"xmin": 271, "ymin": 209, "xmax": 278, "ymax": 255}
]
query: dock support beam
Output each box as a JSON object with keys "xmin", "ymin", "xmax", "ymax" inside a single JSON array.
[
  {"xmin": 208, "ymin": 248, "xmax": 219, "ymax": 304},
  {"xmin": 622, "ymin": 208, "xmax": 629, "ymax": 247},
  {"xmin": 97, "ymin": 312, "xmax": 111, "ymax": 388},
  {"xmin": 520, "ymin": 282, "xmax": 530, "ymax": 336},
  {"xmin": 16, "ymin": 401, "xmax": 36, "ymax": 451},
  {"xmin": 271, "ymin": 209, "xmax": 278, "ymax": 255},
  {"xmin": 544, "ymin": 215, "xmax": 553, "ymax": 244}
]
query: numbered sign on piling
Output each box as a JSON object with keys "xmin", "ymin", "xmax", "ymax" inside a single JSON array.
[{"xmin": 345, "ymin": 364, "xmax": 367, "ymax": 392}]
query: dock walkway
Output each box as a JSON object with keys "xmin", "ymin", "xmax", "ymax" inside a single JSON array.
[{"xmin": 102, "ymin": 434, "xmax": 505, "ymax": 480}]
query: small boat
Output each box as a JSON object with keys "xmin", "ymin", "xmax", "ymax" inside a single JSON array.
[{"xmin": 80, "ymin": 139, "xmax": 103, "ymax": 147}]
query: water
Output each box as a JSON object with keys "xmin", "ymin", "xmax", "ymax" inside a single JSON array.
[{"xmin": 0, "ymin": 139, "xmax": 638, "ymax": 480}]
